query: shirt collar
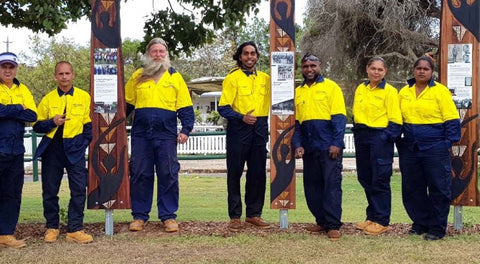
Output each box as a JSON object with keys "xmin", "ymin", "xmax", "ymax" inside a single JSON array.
[
  {"xmin": 302, "ymin": 75, "xmax": 324, "ymax": 86},
  {"xmin": 363, "ymin": 78, "xmax": 386, "ymax": 89},
  {"xmin": 57, "ymin": 86, "xmax": 74, "ymax": 96},
  {"xmin": 407, "ymin": 77, "xmax": 436, "ymax": 87},
  {"xmin": 242, "ymin": 69, "xmax": 257, "ymax": 77}
]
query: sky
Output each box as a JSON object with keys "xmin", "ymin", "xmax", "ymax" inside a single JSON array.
[{"xmin": 1, "ymin": 0, "xmax": 307, "ymax": 59}]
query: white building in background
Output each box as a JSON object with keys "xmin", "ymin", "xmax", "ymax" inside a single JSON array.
[{"xmin": 188, "ymin": 77, "xmax": 224, "ymax": 124}]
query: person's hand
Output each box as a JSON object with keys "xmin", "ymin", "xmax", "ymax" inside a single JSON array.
[
  {"xmin": 329, "ymin": 145, "xmax": 341, "ymax": 159},
  {"xmin": 53, "ymin": 114, "xmax": 69, "ymax": 126},
  {"xmin": 177, "ymin": 133, "xmax": 188, "ymax": 144},
  {"xmin": 295, "ymin": 147, "xmax": 305, "ymax": 159},
  {"xmin": 242, "ymin": 109, "xmax": 257, "ymax": 125}
]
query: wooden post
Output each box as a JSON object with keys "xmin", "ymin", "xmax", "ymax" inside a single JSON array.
[
  {"xmin": 88, "ymin": 0, "xmax": 130, "ymax": 233},
  {"xmin": 269, "ymin": 0, "xmax": 296, "ymax": 229},
  {"xmin": 439, "ymin": 0, "xmax": 479, "ymax": 217}
]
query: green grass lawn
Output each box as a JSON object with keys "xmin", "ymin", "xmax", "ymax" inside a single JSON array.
[
  {"xmin": 19, "ymin": 172, "xmax": 480, "ymax": 226},
  {"xmin": 5, "ymin": 172, "xmax": 480, "ymax": 264}
]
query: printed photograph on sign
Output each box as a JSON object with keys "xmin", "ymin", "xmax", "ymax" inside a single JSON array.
[
  {"xmin": 93, "ymin": 48, "xmax": 118, "ymax": 113},
  {"xmin": 271, "ymin": 51, "xmax": 295, "ymax": 115},
  {"xmin": 447, "ymin": 44, "xmax": 473, "ymax": 109}
]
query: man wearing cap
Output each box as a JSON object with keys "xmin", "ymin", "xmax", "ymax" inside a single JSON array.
[
  {"xmin": 0, "ymin": 52, "xmax": 37, "ymax": 248},
  {"xmin": 292, "ymin": 53, "xmax": 346, "ymax": 241},
  {"xmin": 125, "ymin": 38, "xmax": 194, "ymax": 233}
]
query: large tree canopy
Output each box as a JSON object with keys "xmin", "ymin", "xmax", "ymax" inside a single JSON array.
[
  {"xmin": 1, "ymin": 0, "xmax": 263, "ymax": 57},
  {"xmin": 301, "ymin": 0, "xmax": 441, "ymax": 81},
  {"xmin": 0, "ymin": 0, "xmax": 91, "ymax": 35}
]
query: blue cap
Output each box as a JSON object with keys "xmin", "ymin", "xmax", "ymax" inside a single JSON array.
[{"xmin": 0, "ymin": 52, "xmax": 18, "ymax": 67}]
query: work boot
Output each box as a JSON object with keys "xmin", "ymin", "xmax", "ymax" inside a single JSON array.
[
  {"xmin": 327, "ymin": 230, "xmax": 341, "ymax": 241},
  {"xmin": 228, "ymin": 219, "xmax": 243, "ymax": 232},
  {"xmin": 66, "ymin": 230, "xmax": 93, "ymax": 244},
  {"xmin": 163, "ymin": 219, "xmax": 179, "ymax": 233},
  {"xmin": 305, "ymin": 224, "xmax": 324, "ymax": 232},
  {"xmin": 355, "ymin": 220, "xmax": 373, "ymax": 230},
  {"xmin": 364, "ymin": 222, "xmax": 389, "ymax": 235},
  {"xmin": 245, "ymin": 217, "xmax": 271, "ymax": 229},
  {"xmin": 0, "ymin": 235, "xmax": 26, "ymax": 248},
  {"xmin": 129, "ymin": 219, "xmax": 145, "ymax": 232},
  {"xmin": 44, "ymin": 228, "xmax": 60, "ymax": 243}
]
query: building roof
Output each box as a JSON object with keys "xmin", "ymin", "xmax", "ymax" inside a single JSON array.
[{"xmin": 187, "ymin": 77, "xmax": 224, "ymax": 95}]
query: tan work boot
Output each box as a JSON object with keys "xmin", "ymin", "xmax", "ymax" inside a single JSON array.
[
  {"xmin": 245, "ymin": 217, "xmax": 271, "ymax": 229},
  {"xmin": 327, "ymin": 230, "xmax": 342, "ymax": 241},
  {"xmin": 355, "ymin": 220, "xmax": 373, "ymax": 230},
  {"xmin": 44, "ymin": 228, "xmax": 60, "ymax": 243},
  {"xmin": 163, "ymin": 219, "xmax": 179, "ymax": 232},
  {"xmin": 305, "ymin": 224, "xmax": 324, "ymax": 232},
  {"xmin": 228, "ymin": 218, "xmax": 242, "ymax": 232},
  {"xmin": 66, "ymin": 230, "xmax": 93, "ymax": 244},
  {"xmin": 129, "ymin": 219, "xmax": 145, "ymax": 231},
  {"xmin": 364, "ymin": 222, "xmax": 389, "ymax": 235},
  {"xmin": 0, "ymin": 235, "xmax": 26, "ymax": 248}
]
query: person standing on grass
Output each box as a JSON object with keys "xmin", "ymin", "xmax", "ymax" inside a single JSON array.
[
  {"xmin": 218, "ymin": 41, "xmax": 272, "ymax": 231},
  {"xmin": 125, "ymin": 37, "xmax": 194, "ymax": 233},
  {"xmin": 397, "ymin": 56, "xmax": 460, "ymax": 241},
  {"xmin": 352, "ymin": 57, "xmax": 402, "ymax": 235},
  {"xmin": 33, "ymin": 61, "xmax": 93, "ymax": 244},
  {"xmin": 292, "ymin": 53, "xmax": 346, "ymax": 241},
  {"xmin": 0, "ymin": 52, "xmax": 37, "ymax": 249}
]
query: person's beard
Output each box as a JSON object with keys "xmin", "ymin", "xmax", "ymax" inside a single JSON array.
[{"xmin": 140, "ymin": 56, "xmax": 172, "ymax": 82}]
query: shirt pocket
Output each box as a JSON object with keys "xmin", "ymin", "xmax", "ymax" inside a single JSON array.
[
  {"xmin": 416, "ymin": 96, "xmax": 438, "ymax": 119},
  {"xmin": 135, "ymin": 82, "xmax": 152, "ymax": 103},
  {"xmin": 14, "ymin": 94, "xmax": 25, "ymax": 105},
  {"xmin": 70, "ymin": 103, "xmax": 86, "ymax": 116},
  {"xmin": 313, "ymin": 90, "xmax": 329, "ymax": 112},
  {"xmin": 160, "ymin": 82, "xmax": 177, "ymax": 107},
  {"xmin": 254, "ymin": 80, "xmax": 267, "ymax": 95}
]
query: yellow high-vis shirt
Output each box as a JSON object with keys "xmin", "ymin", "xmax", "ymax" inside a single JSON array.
[
  {"xmin": 36, "ymin": 87, "xmax": 91, "ymax": 139},
  {"xmin": 353, "ymin": 80, "xmax": 402, "ymax": 128},
  {"xmin": 294, "ymin": 76, "xmax": 346, "ymax": 124},
  {"xmin": 0, "ymin": 81, "xmax": 37, "ymax": 112},
  {"xmin": 125, "ymin": 68, "xmax": 193, "ymax": 111},
  {"xmin": 399, "ymin": 81, "xmax": 459, "ymax": 124},
  {"xmin": 219, "ymin": 68, "xmax": 270, "ymax": 117}
]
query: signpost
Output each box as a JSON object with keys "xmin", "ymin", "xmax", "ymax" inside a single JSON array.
[
  {"xmin": 269, "ymin": 0, "xmax": 296, "ymax": 229},
  {"xmin": 88, "ymin": 0, "xmax": 130, "ymax": 235},
  {"xmin": 439, "ymin": 0, "xmax": 479, "ymax": 229}
]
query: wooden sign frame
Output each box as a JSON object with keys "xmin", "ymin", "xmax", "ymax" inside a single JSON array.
[
  {"xmin": 87, "ymin": 0, "xmax": 130, "ymax": 210},
  {"xmin": 439, "ymin": 0, "xmax": 479, "ymax": 206},
  {"xmin": 269, "ymin": 0, "xmax": 296, "ymax": 211}
]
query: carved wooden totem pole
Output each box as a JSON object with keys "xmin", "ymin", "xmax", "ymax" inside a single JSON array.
[
  {"xmin": 439, "ymin": 0, "xmax": 479, "ymax": 227},
  {"xmin": 269, "ymin": 0, "xmax": 296, "ymax": 228},
  {"xmin": 88, "ymin": 0, "xmax": 130, "ymax": 233}
]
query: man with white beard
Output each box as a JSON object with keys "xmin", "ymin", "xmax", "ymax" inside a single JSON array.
[{"xmin": 125, "ymin": 38, "xmax": 194, "ymax": 233}]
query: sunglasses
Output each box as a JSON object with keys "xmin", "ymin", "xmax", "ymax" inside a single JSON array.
[{"xmin": 301, "ymin": 54, "xmax": 320, "ymax": 63}]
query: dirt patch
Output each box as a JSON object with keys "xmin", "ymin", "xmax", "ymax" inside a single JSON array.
[{"xmin": 14, "ymin": 221, "xmax": 480, "ymax": 239}]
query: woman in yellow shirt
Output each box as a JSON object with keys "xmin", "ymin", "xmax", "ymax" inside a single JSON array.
[
  {"xmin": 352, "ymin": 57, "xmax": 402, "ymax": 236},
  {"xmin": 397, "ymin": 57, "xmax": 461, "ymax": 241}
]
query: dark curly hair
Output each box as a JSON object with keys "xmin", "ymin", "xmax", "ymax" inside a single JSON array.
[{"xmin": 233, "ymin": 41, "xmax": 260, "ymax": 68}]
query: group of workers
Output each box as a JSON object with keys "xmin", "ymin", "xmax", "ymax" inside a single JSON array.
[{"xmin": 0, "ymin": 38, "xmax": 460, "ymax": 248}]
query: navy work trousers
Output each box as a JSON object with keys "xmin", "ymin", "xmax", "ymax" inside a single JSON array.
[
  {"xmin": 354, "ymin": 129, "xmax": 394, "ymax": 226},
  {"xmin": 42, "ymin": 140, "xmax": 88, "ymax": 232},
  {"xmin": 303, "ymin": 150, "xmax": 343, "ymax": 230},
  {"xmin": 226, "ymin": 142, "xmax": 267, "ymax": 219},
  {"xmin": 0, "ymin": 153, "xmax": 24, "ymax": 235},
  {"xmin": 130, "ymin": 137, "xmax": 179, "ymax": 222},
  {"xmin": 398, "ymin": 141, "xmax": 452, "ymax": 238}
]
